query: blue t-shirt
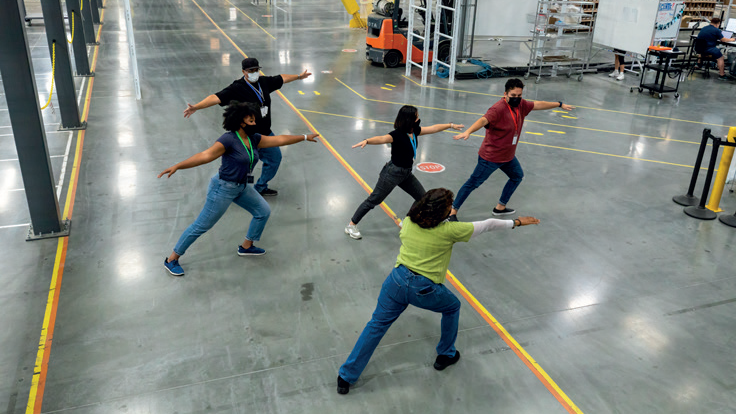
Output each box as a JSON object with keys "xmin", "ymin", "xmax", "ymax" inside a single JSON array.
[
  {"xmin": 697, "ymin": 25, "xmax": 723, "ymax": 48},
  {"xmin": 216, "ymin": 131, "xmax": 262, "ymax": 184}
]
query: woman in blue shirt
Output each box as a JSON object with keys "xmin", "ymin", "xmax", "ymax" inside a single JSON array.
[{"xmin": 160, "ymin": 102, "xmax": 319, "ymax": 276}]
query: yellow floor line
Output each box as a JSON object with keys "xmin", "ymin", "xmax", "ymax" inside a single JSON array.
[
  {"xmin": 336, "ymin": 78, "xmax": 702, "ymax": 146},
  {"xmin": 401, "ymin": 75, "xmax": 734, "ymax": 129},
  {"xmin": 191, "ymin": 7, "xmax": 585, "ymax": 413}
]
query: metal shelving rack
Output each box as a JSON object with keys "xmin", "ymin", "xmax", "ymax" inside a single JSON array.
[{"xmin": 525, "ymin": 0, "xmax": 597, "ymax": 83}]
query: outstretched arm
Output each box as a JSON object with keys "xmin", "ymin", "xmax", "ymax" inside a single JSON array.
[
  {"xmin": 454, "ymin": 116, "xmax": 488, "ymax": 140},
  {"xmin": 532, "ymin": 101, "xmax": 575, "ymax": 111},
  {"xmin": 184, "ymin": 94, "xmax": 222, "ymax": 118},
  {"xmin": 470, "ymin": 216, "xmax": 540, "ymax": 238},
  {"xmin": 352, "ymin": 134, "xmax": 394, "ymax": 149},
  {"xmin": 158, "ymin": 142, "xmax": 226, "ymax": 178},
  {"xmin": 418, "ymin": 123, "xmax": 465, "ymax": 135},
  {"xmin": 258, "ymin": 133, "xmax": 320, "ymax": 148},
  {"xmin": 281, "ymin": 70, "xmax": 312, "ymax": 84}
]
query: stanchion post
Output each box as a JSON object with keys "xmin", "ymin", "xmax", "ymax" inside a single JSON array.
[
  {"xmin": 705, "ymin": 127, "xmax": 736, "ymax": 212},
  {"xmin": 65, "ymin": 1, "xmax": 92, "ymax": 76},
  {"xmin": 673, "ymin": 128, "xmax": 711, "ymax": 206},
  {"xmin": 684, "ymin": 137, "xmax": 721, "ymax": 220}
]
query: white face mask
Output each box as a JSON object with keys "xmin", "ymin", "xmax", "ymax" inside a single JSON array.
[{"xmin": 246, "ymin": 72, "xmax": 260, "ymax": 83}]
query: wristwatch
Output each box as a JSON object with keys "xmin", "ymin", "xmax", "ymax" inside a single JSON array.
[{"xmin": 558, "ymin": 101, "xmax": 563, "ymax": 107}]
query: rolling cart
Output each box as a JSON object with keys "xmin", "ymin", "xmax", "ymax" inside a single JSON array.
[{"xmin": 630, "ymin": 47, "xmax": 685, "ymax": 99}]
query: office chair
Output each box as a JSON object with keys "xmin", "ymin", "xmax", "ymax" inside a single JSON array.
[{"xmin": 688, "ymin": 37, "xmax": 719, "ymax": 79}]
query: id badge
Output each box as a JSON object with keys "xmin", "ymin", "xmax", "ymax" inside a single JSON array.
[
  {"xmin": 260, "ymin": 106, "xmax": 269, "ymax": 117},
  {"xmin": 246, "ymin": 174, "xmax": 254, "ymax": 184},
  {"xmin": 512, "ymin": 134, "xmax": 518, "ymax": 145}
]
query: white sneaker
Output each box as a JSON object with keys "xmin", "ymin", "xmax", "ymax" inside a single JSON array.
[
  {"xmin": 616, "ymin": 71, "xmax": 625, "ymax": 81},
  {"xmin": 608, "ymin": 70, "xmax": 618, "ymax": 78},
  {"xmin": 345, "ymin": 223, "xmax": 362, "ymax": 239}
]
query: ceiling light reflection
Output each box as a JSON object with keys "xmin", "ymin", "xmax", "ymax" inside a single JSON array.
[{"xmin": 118, "ymin": 162, "xmax": 137, "ymax": 199}]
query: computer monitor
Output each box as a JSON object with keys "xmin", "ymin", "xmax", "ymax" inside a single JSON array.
[{"xmin": 725, "ymin": 18, "xmax": 736, "ymax": 32}]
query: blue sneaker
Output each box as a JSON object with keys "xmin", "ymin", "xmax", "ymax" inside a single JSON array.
[
  {"xmin": 164, "ymin": 258, "xmax": 184, "ymax": 276},
  {"xmin": 237, "ymin": 245, "xmax": 266, "ymax": 256}
]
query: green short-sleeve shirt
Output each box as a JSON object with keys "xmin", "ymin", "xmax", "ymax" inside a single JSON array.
[{"xmin": 395, "ymin": 217, "xmax": 474, "ymax": 284}]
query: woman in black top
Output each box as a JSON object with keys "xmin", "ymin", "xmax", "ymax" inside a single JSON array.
[{"xmin": 344, "ymin": 105, "xmax": 464, "ymax": 240}]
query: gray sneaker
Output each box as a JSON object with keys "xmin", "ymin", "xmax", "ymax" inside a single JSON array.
[{"xmin": 344, "ymin": 223, "xmax": 362, "ymax": 239}]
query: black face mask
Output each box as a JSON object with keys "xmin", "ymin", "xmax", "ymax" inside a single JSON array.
[
  {"xmin": 507, "ymin": 97, "xmax": 522, "ymax": 107},
  {"xmin": 414, "ymin": 119, "xmax": 421, "ymax": 129}
]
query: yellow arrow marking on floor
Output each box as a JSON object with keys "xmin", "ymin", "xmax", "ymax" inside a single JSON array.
[
  {"xmin": 526, "ymin": 132, "xmax": 544, "ymax": 135},
  {"xmin": 381, "ymin": 87, "xmax": 392, "ymax": 91},
  {"xmin": 385, "ymin": 83, "xmax": 396, "ymax": 87},
  {"xmin": 314, "ymin": 91, "xmax": 320, "ymax": 96},
  {"xmin": 553, "ymin": 110, "xmax": 568, "ymax": 113},
  {"xmin": 548, "ymin": 130, "xmax": 566, "ymax": 134},
  {"xmin": 298, "ymin": 91, "xmax": 305, "ymax": 95},
  {"xmin": 562, "ymin": 116, "xmax": 577, "ymax": 119}
]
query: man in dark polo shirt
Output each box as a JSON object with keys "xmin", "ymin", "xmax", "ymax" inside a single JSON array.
[
  {"xmin": 695, "ymin": 18, "xmax": 736, "ymax": 81},
  {"xmin": 183, "ymin": 57, "xmax": 312, "ymax": 196},
  {"xmin": 449, "ymin": 78, "xmax": 574, "ymax": 221}
]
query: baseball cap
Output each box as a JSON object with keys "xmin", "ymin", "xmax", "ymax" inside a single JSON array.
[{"xmin": 241, "ymin": 58, "xmax": 262, "ymax": 70}]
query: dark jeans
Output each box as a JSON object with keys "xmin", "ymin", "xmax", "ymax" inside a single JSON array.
[
  {"xmin": 351, "ymin": 161, "xmax": 425, "ymax": 224},
  {"xmin": 338, "ymin": 265, "xmax": 461, "ymax": 383},
  {"xmin": 254, "ymin": 132, "xmax": 282, "ymax": 193},
  {"xmin": 453, "ymin": 155, "xmax": 524, "ymax": 211}
]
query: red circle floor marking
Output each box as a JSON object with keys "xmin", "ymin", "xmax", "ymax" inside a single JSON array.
[
  {"xmin": 342, "ymin": 49, "xmax": 357, "ymax": 53},
  {"xmin": 417, "ymin": 162, "xmax": 446, "ymax": 173}
]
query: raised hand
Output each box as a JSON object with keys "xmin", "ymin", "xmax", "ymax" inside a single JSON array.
[
  {"xmin": 305, "ymin": 133, "xmax": 320, "ymax": 142},
  {"xmin": 352, "ymin": 139, "xmax": 368, "ymax": 149},
  {"xmin": 183, "ymin": 104, "xmax": 197, "ymax": 118},
  {"xmin": 517, "ymin": 216, "xmax": 540, "ymax": 226},
  {"xmin": 561, "ymin": 104, "xmax": 575, "ymax": 111},
  {"xmin": 451, "ymin": 123, "xmax": 465, "ymax": 130},
  {"xmin": 453, "ymin": 131, "xmax": 470, "ymax": 140},
  {"xmin": 158, "ymin": 166, "xmax": 178, "ymax": 178}
]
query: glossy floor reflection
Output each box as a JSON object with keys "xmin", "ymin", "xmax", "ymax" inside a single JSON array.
[{"xmin": 1, "ymin": 0, "xmax": 736, "ymax": 413}]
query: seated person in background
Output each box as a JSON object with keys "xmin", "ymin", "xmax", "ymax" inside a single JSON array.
[{"xmin": 696, "ymin": 17, "xmax": 736, "ymax": 80}]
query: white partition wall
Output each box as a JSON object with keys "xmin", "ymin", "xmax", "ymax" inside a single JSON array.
[
  {"xmin": 473, "ymin": 0, "xmax": 539, "ymax": 37},
  {"xmin": 593, "ymin": 0, "xmax": 660, "ymax": 56}
]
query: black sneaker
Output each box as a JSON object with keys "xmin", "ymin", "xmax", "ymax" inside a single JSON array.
[
  {"xmin": 448, "ymin": 214, "xmax": 458, "ymax": 222},
  {"xmin": 434, "ymin": 351, "xmax": 461, "ymax": 371},
  {"xmin": 259, "ymin": 188, "xmax": 278, "ymax": 196},
  {"xmin": 492, "ymin": 207, "xmax": 515, "ymax": 216},
  {"xmin": 718, "ymin": 75, "xmax": 730, "ymax": 81},
  {"xmin": 337, "ymin": 376, "xmax": 350, "ymax": 395}
]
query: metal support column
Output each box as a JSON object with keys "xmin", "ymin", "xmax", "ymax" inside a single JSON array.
[
  {"xmin": 0, "ymin": 0, "xmax": 70, "ymax": 239},
  {"xmin": 405, "ymin": 0, "xmax": 434, "ymax": 85},
  {"xmin": 97, "ymin": 0, "xmax": 104, "ymax": 9},
  {"xmin": 65, "ymin": 0, "xmax": 93, "ymax": 76},
  {"xmin": 89, "ymin": 0, "xmax": 101, "ymax": 24},
  {"xmin": 432, "ymin": 0, "xmax": 463, "ymax": 83},
  {"xmin": 80, "ymin": 0, "xmax": 99, "ymax": 45},
  {"xmin": 40, "ymin": 0, "xmax": 84, "ymax": 129}
]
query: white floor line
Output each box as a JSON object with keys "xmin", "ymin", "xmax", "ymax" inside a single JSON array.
[
  {"xmin": 0, "ymin": 223, "xmax": 30, "ymax": 229},
  {"xmin": 56, "ymin": 76, "xmax": 89, "ymax": 199},
  {"xmin": 0, "ymin": 155, "xmax": 63, "ymax": 162}
]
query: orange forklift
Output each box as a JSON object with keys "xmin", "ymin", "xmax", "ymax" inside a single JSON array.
[{"xmin": 366, "ymin": 0, "xmax": 453, "ymax": 68}]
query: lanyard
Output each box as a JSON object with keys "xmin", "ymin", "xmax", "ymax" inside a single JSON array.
[
  {"xmin": 245, "ymin": 80, "xmax": 265, "ymax": 105},
  {"xmin": 505, "ymin": 101, "xmax": 521, "ymax": 137},
  {"xmin": 235, "ymin": 131, "xmax": 255, "ymax": 171},
  {"xmin": 408, "ymin": 133, "xmax": 417, "ymax": 159}
]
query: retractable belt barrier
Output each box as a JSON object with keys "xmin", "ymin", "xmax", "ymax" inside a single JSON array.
[{"xmin": 674, "ymin": 127, "xmax": 736, "ymax": 225}]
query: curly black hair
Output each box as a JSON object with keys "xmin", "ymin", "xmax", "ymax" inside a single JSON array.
[
  {"xmin": 394, "ymin": 105, "xmax": 419, "ymax": 134},
  {"xmin": 222, "ymin": 101, "xmax": 260, "ymax": 132},
  {"xmin": 407, "ymin": 188, "xmax": 454, "ymax": 229}
]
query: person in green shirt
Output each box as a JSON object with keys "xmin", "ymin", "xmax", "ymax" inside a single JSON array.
[{"xmin": 337, "ymin": 188, "xmax": 539, "ymax": 394}]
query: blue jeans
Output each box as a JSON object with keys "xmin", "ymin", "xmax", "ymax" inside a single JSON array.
[
  {"xmin": 173, "ymin": 174, "xmax": 271, "ymax": 256},
  {"xmin": 338, "ymin": 265, "xmax": 461, "ymax": 384},
  {"xmin": 255, "ymin": 132, "xmax": 282, "ymax": 193},
  {"xmin": 453, "ymin": 155, "xmax": 524, "ymax": 210}
]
